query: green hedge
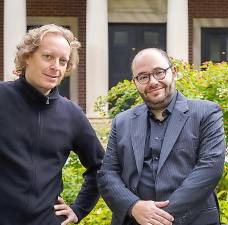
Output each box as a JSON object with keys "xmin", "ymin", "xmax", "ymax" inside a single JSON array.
[
  {"xmin": 62, "ymin": 152, "xmax": 111, "ymax": 225},
  {"xmin": 217, "ymin": 162, "xmax": 228, "ymax": 224}
]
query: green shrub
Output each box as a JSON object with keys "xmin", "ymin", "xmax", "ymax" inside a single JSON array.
[
  {"xmin": 62, "ymin": 152, "xmax": 112, "ymax": 225},
  {"xmin": 94, "ymin": 79, "xmax": 142, "ymax": 119},
  {"xmin": 62, "ymin": 119, "xmax": 112, "ymax": 225},
  {"xmin": 95, "ymin": 60, "xmax": 228, "ymax": 142},
  {"xmin": 217, "ymin": 162, "xmax": 228, "ymax": 224},
  {"xmin": 62, "ymin": 152, "xmax": 84, "ymax": 204}
]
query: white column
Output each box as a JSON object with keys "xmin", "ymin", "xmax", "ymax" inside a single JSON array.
[
  {"xmin": 167, "ymin": 0, "xmax": 188, "ymax": 62},
  {"xmin": 4, "ymin": 0, "xmax": 26, "ymax": 81},
  {"xmin": 86, "ymin": 0, "xmax": 108, "ymax": 118}
]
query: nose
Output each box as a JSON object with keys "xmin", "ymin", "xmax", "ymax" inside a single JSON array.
[
  {"xmin": 50, "ymin": 59, "xmax": 60, "ymax": 70},
  {"xmin": 148, "ymin": 74, "xmax": 159, "ymax": 85}
]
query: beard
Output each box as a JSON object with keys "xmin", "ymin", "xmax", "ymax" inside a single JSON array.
[{"xmin": 139, "ymin": 82, "xmax": 176, "ymax": 110}]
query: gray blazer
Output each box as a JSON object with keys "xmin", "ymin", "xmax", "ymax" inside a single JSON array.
[{"xmin": 97, "ymin": 92, "xmax": 226, "ymax": 225}]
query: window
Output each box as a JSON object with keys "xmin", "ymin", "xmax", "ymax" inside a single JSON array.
[{"xmin": 201, "ymin": 28, "xmax": 228, "ymax": 63}]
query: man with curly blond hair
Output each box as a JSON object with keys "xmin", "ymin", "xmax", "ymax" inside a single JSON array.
[{"xmin": 0, "ymin": 24, "xmax": 104, "ymax": 225}]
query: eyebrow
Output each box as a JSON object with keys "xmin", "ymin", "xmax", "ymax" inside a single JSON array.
[
  {"xmin": 138, "ymin": 67, "xmax": 167, "ymax": 74},
  {"xmin": 151, "ymin": 67, "xmax": 167, "ymax": 70},
  {"xmin": 42, "ymin": 50, "xmax": 69, "ymax": 59}
]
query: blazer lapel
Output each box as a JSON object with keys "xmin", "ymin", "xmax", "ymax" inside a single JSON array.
[
  {"xmin": 130, "ymin": 104, "xmax": 147, "ymax": 175},
  {"xmin": 157, "ymin": 93, "xmax": 189, "ymax": 174}
]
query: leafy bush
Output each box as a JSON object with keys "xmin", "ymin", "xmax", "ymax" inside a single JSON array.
[
  {"xmin": 62, "ymin": 120, "xmax": 112, "ymax": 225},
  {"xmin": 62, "ymin": 152, "xmax": 84, "ymax": 204},
  {"xmin": 62, "ymin": 152, "xmax": 112, "ymax": 225},
  {"xmin": 95, "ymin": 60, "xmax": 228, "ymax": 142},
  {"xmin": 217, "ymin": 162, "xmax": 228, "ymax": 224},
  {"xmin": 94, "ymin": 79, "xmax": 140, "ymax": 119}
]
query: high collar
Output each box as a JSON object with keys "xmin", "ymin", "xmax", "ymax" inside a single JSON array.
[{"xmin": 14, "ymin": 76, "xmax": 60, "ymax": 105}]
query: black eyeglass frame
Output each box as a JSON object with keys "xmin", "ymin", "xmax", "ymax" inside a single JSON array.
[{"xmin": 133, "ymin": 65, "xmax": 172, "ymax": 84}]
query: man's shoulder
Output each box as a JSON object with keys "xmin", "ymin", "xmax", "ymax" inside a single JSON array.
[
  {"xmin": 0, "ymin": 80, "xmax": 17, "ymax": 97},
  {"xmin": 115, "ymin": 103, "xmax": 146, "ymax": 120},
  {"xmin": 178, "ymin": 92, "xmax": 220, "ymax": 109},
  {"xmin": 58, "ymin": 96, "xmax": 84, "ymax": 114},
  {"xmin": 181, "ymin": 96, "xmax": 222, "ymax": 119},
  {"xmin": 186, "ymin": 98, "xmax": 220, "ymax": 110},
  {"xmin": 0, "ymin": 80, "xmax": 15, "ymax": 89}
]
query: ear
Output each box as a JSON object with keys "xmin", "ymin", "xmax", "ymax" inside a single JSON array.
[
  {"xmin": 132, "ymin": 78, "xmax": 140, "ymax": 91},
  {"xmin": 24, "ymin": 54, "xmax": 31, "ymax": 65},
  {"xmin": 171, "ymin": 66, "xmax": 178, "ymax": 80}
]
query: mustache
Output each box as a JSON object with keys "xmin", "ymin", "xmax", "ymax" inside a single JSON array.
[{"xmin": 144, "ymin": 85, "xmax": 165, "ymax": 94}]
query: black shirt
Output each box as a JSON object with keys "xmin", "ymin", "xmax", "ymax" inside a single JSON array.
[{"xmin": 137, "ymin": 91, "xmax": 177, "ymax": 201}]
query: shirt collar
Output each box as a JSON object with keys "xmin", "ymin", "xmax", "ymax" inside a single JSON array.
[
  {"xmin": 15, "ymin": 75, "xmax": 60, "ymax": 105},
  {"xmin": 147, "ymin": 90, "xmax": 177, "ymax": 121}
]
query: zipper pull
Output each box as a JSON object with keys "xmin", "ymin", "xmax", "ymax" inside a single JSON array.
[{"xmin": 46, "ymin": 97, "xmax": 50, "ymax": 105}]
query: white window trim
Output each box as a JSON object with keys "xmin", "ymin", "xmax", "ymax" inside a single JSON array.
[{"xmin": 193, "ymin": 18, "xmax": 228, "ymax": 65}]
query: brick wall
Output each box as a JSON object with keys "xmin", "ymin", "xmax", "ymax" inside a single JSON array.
[
  {"xmin": 0, "ymin": 0, "xmax": 3, "ymax": 81},
  {"xmin": 188, "ymin": 0, "xmax": 228, "ymax": 62},
  {"xmin": 27, "ymin": 0, "xmax": 86, "ymax": 111}
]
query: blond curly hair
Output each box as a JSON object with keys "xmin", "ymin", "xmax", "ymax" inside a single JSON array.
[{"xmin": 14, "ymin": 24, "xmax": 81, "ymax": 75}]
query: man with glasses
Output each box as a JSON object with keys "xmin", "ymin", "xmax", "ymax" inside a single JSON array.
[{"xmin": 98, "ymin": 48, "xmax": 225, "ymax": 225}]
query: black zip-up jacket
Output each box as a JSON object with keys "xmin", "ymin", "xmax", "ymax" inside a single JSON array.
[{"xmin": 0, "ymin": 76, "xmax": 104, "ymax": 225}]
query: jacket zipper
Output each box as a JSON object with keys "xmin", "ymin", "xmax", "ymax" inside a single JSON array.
[
  {"xmin": 46, "ymin": 97, "xmax": 50, "ymax": 105},
  {"xmin": 28, "ymin": 111, "xmax": 41, "ymax": 212}
]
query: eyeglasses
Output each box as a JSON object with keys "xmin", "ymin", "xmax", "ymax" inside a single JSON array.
[{"xmin": 133, "ymin": 65, "xmax": 172, "ymax": 84}]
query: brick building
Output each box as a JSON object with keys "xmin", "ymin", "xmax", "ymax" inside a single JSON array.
[{"xmin": 0, "ymin": 0, "xmax": 228, "ymax": 117}]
